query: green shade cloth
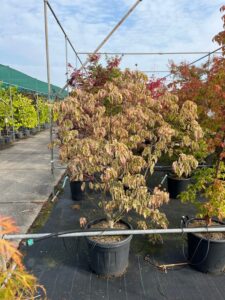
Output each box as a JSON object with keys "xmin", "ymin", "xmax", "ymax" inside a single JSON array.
[{"xmin": 0, "ymin": 64, "xmax": 68, "ymax": 99}]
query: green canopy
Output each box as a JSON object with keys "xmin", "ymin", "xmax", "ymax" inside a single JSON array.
[{"xmin": 0, "ymin": 64, "xmax": 68, "ymax": 99}]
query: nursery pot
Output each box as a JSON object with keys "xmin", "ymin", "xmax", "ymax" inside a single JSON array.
[
  {"xmin": 185, "ymin": 218, "xmax": 225, "ymax": 274},
  {"xmin": 15, "ymin": 131, "xmax": 23, "ymax": 139},
  {"xmin": 0, "ymin": 138, "xmax": 5, "ymax": 146},
  {"xmin": 30, "ymin": 127, "xmax": 37, "ymax": 135},
  {"xmin": 85, "ymin": 218, "xmax": 132, "ymax": 276},
  {"xmin": 69, "ymin": 181, "xmax": 85, "ymax": 201},
  {"xmin": 44, "ymin": 123, "xmax": 50, "ymax": 129},
  {"xmin": 4, "ymin": 136, "xmax": 12, "ymax": 144},
  {"xmin": 24, "ymin": 129, "xmax": 30, "ymax": 137},
  {"xmin": 167, "ymin": 175, "xmax": 191, "ymax": 199}
]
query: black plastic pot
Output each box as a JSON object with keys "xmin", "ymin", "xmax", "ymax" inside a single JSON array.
[
  {"xmin": 30, "ymin": 128, "xmax": 37, "ymax": 135},
  {"xmin": 23, "ymin": 129, "xmax": 30, "ymax": 137},
  {"xmin": 15, "ymin": 131, "xmax": 23, "ymax": 139},
  {"xmin": 186, "ymin": 218, "xmax": 225, "ymax": 274},
  {"xmin": 69, "ymin": 181, "xmax": 85, "ymax": 201},
  {"xmin": 44, "ymin": 123, "xmax": 50, "ymax": 129},
  {"xmin": 85, "ymin": 218, "xmax": 132, "ymax": 276},
  {"xmin": 4, "ymin": 136, "xmax": 12, "ymax": 144},
  {"xmin": 167, "ymin": 175, "xmax": 191, "ymax": 199},
  {"xmin": 0, "ymin": 138, "xmax": 5, "ymax": 146}
]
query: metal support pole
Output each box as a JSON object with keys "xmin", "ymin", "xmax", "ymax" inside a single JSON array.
[
  {"xmin": 76, "ymin": 54, "xmax": 78, "ymax": 69},
  {"xmin": 9, "ymin": 87, "xmax": 15, "ymax": 141},
  {"xmin": 3, "ymin": 226, "xmax": 225, "ymax": 240},
  {"xmin": 81, "ymin": 0, "xmax": 142, "ymax": 70},
  {"xmin": 44, "ymin": 0, "xmax": 54, "ymax": 175},
  {"xmin": 60, "ymin": 0, "xmax": 142, "ymax": 93},
  {"xmin": 65, "ymin": 36, "xmax": 69, "ymax": 92}
]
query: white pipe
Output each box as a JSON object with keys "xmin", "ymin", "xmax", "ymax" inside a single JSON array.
[
  {"xmin": 51, "ymin": 175, "xmax": 68, "ymax": 202},
  {"xmin": 3, "ymin": 227, "xmax": 225, "ymax": 240},
  {"xmin": 81, "ymin": 0, "xmax": 142, "ymax": 69}
]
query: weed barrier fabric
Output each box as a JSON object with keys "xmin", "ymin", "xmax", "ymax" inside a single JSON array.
[{"xmin": 23, "ymin": 172, "xmax": 225, "ymax": 300}]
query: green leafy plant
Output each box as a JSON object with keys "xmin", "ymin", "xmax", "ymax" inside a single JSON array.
[
  {"xmin": 0, "ymin": 86, "xmax": 39, "ymax": 131},
  {"xmin": 13, "ymin": 93, "xmax": 38, "ymax": 129},
  {"xmin": 180, "ymin": 128, "xmax": 225, "ymax": 224},
  {"xmin": 0, "ymin": 86, "xmax": 15, "ymax": 131},
  {"xmin": 37, "ymin": 97, "xmax": 50, "ymax": 125}
]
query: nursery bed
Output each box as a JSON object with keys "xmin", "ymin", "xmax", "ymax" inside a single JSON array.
[{"xmin": 23, "ymin": 173, "xmax": 225, "ymax": 300}]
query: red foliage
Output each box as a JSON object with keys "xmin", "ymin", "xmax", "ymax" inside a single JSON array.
[
  {"xmin": 147, "ymin": 77, "xmax": 166, "ymax": 99},
  {"xmin": 106, "ymin": 56, "xmax": 121, "ymax": 70},
  {"xmin": 168, "ymin": 6, "xmax": 225, "ymax": 132},
  {"xmin": 67, "ymin": 55, "xmax": 122, "ymax": 92},
  {"xmin": 212, "ymin": 5, "xmax": 225, "ymax": 54}
]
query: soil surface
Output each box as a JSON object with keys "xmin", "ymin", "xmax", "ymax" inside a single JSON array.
[
  {"xmin": 89, "ymin": 220, "xmax": 129, "ymax": 243},
  {"xmin": 189, "ymin": 220, "xmax": 225, "ymax": 240}
]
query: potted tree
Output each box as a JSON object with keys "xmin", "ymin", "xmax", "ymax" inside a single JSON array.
[
  {"xmin": 55, "ymin": 55, "xmax": 207, "ymax": 276},
  {"xmin": 168, "ymin": 153, "xmax": 199, "ymax": 199},
  {"xmin": 37, "ymin": 97, "xmax": 50, "ymax": 131},
  {"xmin": 12, "ymin": 93, "xmax": 38, "ymax": 137},
  {"xmin": 180, "ymin": 127, "xmax": 225, "ymax": 274},
  {"xmin": 154, "ymin": 94, "xmax": 205, "ymax": 198},
  {"xmin": 55, "ymin": 56, "xmax": 179, "ymax": 276}
]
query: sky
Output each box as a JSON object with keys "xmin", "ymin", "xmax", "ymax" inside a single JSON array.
[{"xmin": 0, "ymin": 0, "xmax": 224, "ymax": 87}]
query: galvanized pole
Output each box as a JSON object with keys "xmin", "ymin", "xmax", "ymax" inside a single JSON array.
[
  {"xmin": 9, "ymin": 87, "xmax": 15, "ymax": 141},
  {"xmin": 80, "ymin": 0, "xmax": 142, "ymax": 69},
  {"xmin": 3, "ymin": 226, "xmax": 225, "ymax": 240},
  {"xmin": 65, "ymin": 36, "xmax": 69, "ymax": 92},
  {"xmin": 60, "ymin": 0, "xmax": 142, "ymax": 93},
  {"xmin": 44, "ymin": 0, "xmax": 54, "ymax": 175}
]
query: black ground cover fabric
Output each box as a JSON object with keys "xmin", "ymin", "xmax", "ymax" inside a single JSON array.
[{"xmin": 23, "ymin": 172, "xmax": 225, "ymax": 300}]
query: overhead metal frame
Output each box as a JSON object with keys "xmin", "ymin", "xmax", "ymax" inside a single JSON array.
[
  {"xmin": 43, "ymin": 0, "xmax": 86, "ymax": 180},
  {"xmin": 77, "ymin": 51, "xmax": 223, "ymax": 55},
  {"xmin": 42, "ymin": 0, "xmax": 224, "ymax": 193}
]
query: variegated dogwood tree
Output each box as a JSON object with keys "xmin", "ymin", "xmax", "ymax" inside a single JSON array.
[{"xmin": 54, "ymin": 56, "xmax": 203, "ymax": 229}]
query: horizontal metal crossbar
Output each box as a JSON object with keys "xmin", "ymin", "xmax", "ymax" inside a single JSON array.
[{"xmin": 3, "ymin": 227, "xmax": 225, "ymax": 240}]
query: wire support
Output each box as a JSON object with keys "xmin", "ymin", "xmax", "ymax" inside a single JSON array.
[
  {"xmin": 77, "ymin": 51, "xmax": 223, "ymax": 56},
  {"xmin": 46, "ymin": 0, "xmax": 85, "ymax": 71},
  {"xmin": 162, "ymin": 46, "xmax": 223, "ymax": 79}
]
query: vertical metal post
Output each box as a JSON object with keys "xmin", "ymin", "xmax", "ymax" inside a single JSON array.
[
  {"xmin": 65, "ymin": 36, "xmax": 69, "ymax": 92},
  {"xmin": 44, "ymin": 0, "xmax": 54, "ymax": 175},
  {"xmin": 9, "ymin": 87, "xmax": 15, "ymax": 141}
]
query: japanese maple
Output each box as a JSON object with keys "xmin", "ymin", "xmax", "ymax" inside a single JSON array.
[
  {"xmin": 168, "ymin": 6, "xmax": 225, "ymax": 132},
  {"xmin": 0, "ymin": 216, "xmax": 46, "ymax": 299}
]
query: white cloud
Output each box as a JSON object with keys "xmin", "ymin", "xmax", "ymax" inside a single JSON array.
[{"xmin": 0, "ymin": 0, "xmax": 224, "ymax": 87}]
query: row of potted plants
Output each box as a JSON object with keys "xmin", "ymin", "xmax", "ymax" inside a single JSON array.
[
  {"xmin": 0, "ymin": 123, "xmax": 50, "ymax": 149},
  {"xmin": 0, "ymin": 86, "xmax": 50, "ymax": 138},
  {"xmin": 53, "ymin": 50, "xmax": 225, "ymax": 277},
  {"xmin": 0, "ymin": 86, "xmax": 50, "ymax": 148},
  {"xmin": 52, "ymin": 6, "xmax": 225, "ymax": 278}
]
